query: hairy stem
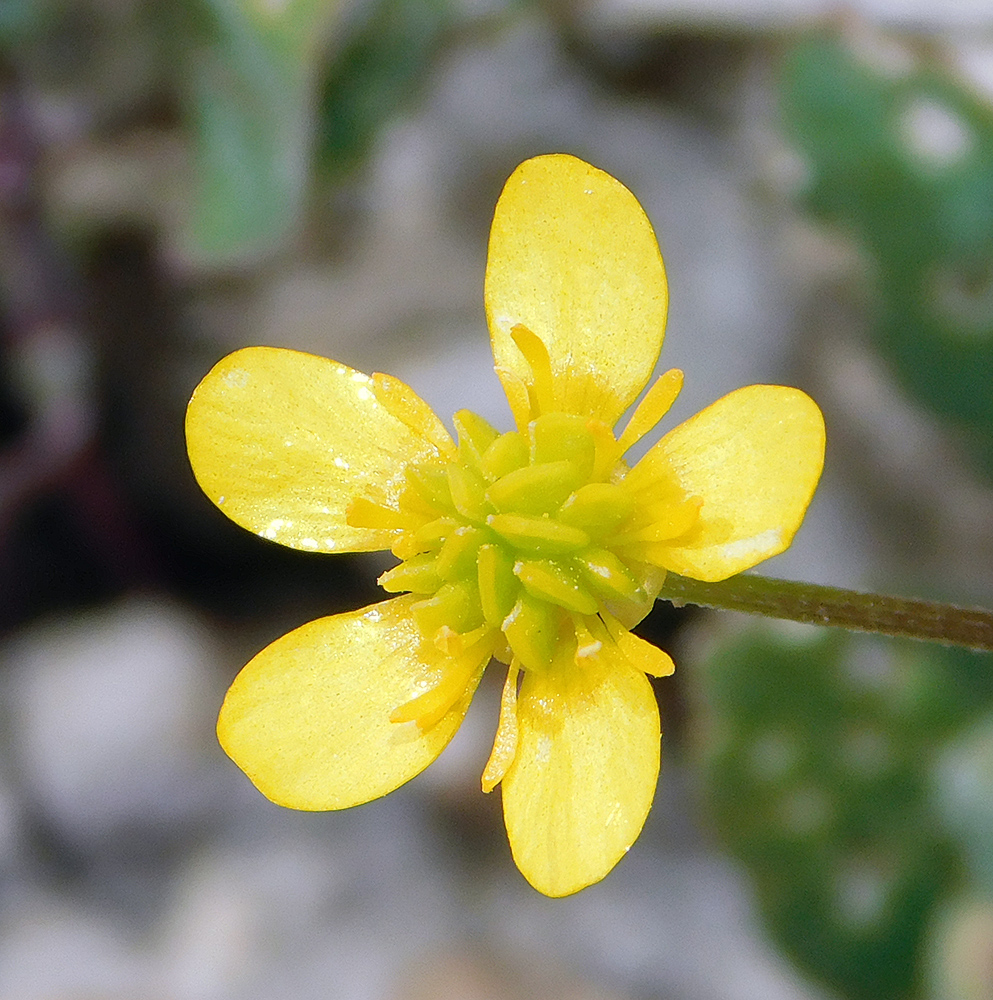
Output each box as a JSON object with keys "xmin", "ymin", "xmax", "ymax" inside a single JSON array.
[{"xmin": 660, "ymin": 573, "xmax": 993, "ymax": 652}]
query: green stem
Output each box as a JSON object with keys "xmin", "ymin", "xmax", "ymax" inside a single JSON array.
[{"xmin": 659, "ymin": 573, "xmax": 993, "ymax": 653}]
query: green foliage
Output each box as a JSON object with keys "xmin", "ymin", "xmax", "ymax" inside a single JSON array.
[
  {"xmin": 182, "ymin": 0, "xmax": 454, "ymax": 260},
  {"xmin": 0, "ymin": 0, "xmax": 53, "ymax": 44},
  {"xmin": 934, "ymin": 717, "xmax": 993, "ymax": 895},
  {"xmin": 183, "ymin": 0, "xmax": 344, "ymax": 262},
  {"xmin": 780, "ymin": 34, "xmax": 993, "ymax": 478},
  {"xmin": 315, "ymin": 0, "xmax": 453, "ymax": 178},
  {"xmin": 693, "ymin": 623, "xmax": 993, "ymax": 999},
  {"xmin": 0, "ymin": 0, "xmax": 457, "ymax": 263}
]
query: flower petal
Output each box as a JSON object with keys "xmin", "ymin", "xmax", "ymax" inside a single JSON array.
[
  {"xmin": 633, "ymin": 384, "xmax": 825, "ymax": 581},
  {"xmin": 485, "ymin": 154, "xmax": 668, "ymax": 427},
  {"xmin": 186, "ymin": 346, "xmax": 449, "ymax": 553},
  {"xmin": 217, "ymin": 596, "xmax": 482, "ymax": 809},
  {"xmin": 502, "ymin": 648, "xmax": 660, "ymax": 896}
]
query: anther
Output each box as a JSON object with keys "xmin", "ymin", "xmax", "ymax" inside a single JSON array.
[
  {"xmin": 615, "ymin": 369, "xmax": 683, "ymax": 455},
  {"xmin": 511, "ymin": 324, "xmax": 557, "ymax": 418}
]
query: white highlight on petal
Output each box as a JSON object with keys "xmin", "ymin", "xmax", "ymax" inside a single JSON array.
[
  {"xmin": 260, "ymin": 517, "xmax": 292, "ymax": 540},
  {"xmin": 222, "ymin": 367, "xmax": 249, "ymax": 388},
  {"xmin": 719, "ymin": 528, "xmax": 782, "ymax": 564}
]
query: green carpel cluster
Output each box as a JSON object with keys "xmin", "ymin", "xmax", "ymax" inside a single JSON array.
[{"xmin": 376, "ymin": 409, "xmax": 671, "ymax": 672}]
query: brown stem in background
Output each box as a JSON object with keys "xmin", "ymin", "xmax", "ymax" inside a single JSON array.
[{"xmin": 0, "ymin": 65, "xmax": 160, "ymax": 606}]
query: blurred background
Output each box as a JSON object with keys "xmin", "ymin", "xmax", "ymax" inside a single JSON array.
[{"xmin": 2, "ymin": 0, "xmax": 993, "ymax": 997}]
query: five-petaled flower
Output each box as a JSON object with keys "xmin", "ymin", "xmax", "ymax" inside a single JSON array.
[{"xmin": 186, "ymin": 154, "xmax": 825, "ymax": 896}]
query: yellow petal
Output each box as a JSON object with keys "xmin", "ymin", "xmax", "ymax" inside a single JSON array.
[
  {"xmin": 502, "ymin": 649, "xmax": 660, "ymax": 896},
  {"xmin": 217, "ymin": 596, "xmax": 482, "ymax": 809},
  {"xmin": 485, "ymin": 154, "xmax": 668, "ymax": 427},
  {"xmin": 632, "ymin": 384, "xmax": 825, "ymax": 581},
  {"xmin": 186, "ymin": 347, "xmax": 447, "ymax": 553}
]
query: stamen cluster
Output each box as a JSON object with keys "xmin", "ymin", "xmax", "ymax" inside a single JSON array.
[{"xmin": 350, "ymin": 404, "xmax": 700, "ymax": 680}]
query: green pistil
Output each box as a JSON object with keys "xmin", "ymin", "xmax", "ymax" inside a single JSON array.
[
  {"xmin": 515, "ymin": 559, "xmax": 598, "ymax": 615},
  {"xmin": 485, "ymin": 460, "xmax": 581, "ymax": 514},
  {"xmin": 486, "ymin": 513, "xmax": 589, "ymax": 554},
  {"xmin": 381, "ymin": 408, "xmax": 683, "ymax": 671},
  {"xmin": 477, "ymin": 543, "xmax": 517, "ymax": 626}
]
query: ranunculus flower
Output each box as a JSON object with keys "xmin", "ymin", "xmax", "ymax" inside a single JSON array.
[{"xmin": 186, "ymin": 154, "xmax": 825, "ymax": 895}]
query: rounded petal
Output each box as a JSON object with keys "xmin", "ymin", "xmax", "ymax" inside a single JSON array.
[
  {"xmin": 217, "ymin": 596, "xmax": 482, "ymax": 809},
  {"xmin": 636, "ymin": 384, "xmax": 825, "ymax": 581},
  {"xmin": 502, "ymin": 650, "xmax": 660, "ymax": 896},
  {"xmin": 485, "ymin": 154, "xmax": 668, "ymax": 427},
  {"xmin": 186, "ymin": 347, "xmax": 448, "ymax": 553}
]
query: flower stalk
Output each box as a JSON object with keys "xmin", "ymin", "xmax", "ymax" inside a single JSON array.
[{"xmin": 661, "ymin": 573, "xmax": 993, "ymax": 652}]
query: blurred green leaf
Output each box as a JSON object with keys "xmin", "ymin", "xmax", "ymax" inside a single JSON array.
[
  {"xmin": 0, "ymin": 0, "xmax": 86, "ymax": 62},
  {"xmin": 933, "ymin": 717, "xmax": 993, "ymax": 894},
  {"xmin": 316, "ymin": 0, "xmax": 453, "ymax": 177},
  {"xmin": 692, "ymin": 623, "xmax": 992, "ymax": 999},
  {"xmin": 0, "ymin": 0, "xmax": 53, "ymax": 45},
  {"xmin": 184, "ymin": 0, "xmax": 343, "ymax": 262},
  {"xmin": 239, "ymin": 0, "xmax": 344, "ymax": 64},
  {"xmin": 780, "ymin": 34, "xmax": 993, "ymax": 478}
]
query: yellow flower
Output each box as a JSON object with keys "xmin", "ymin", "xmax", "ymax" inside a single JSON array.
[{"xmin": 186, "ymin": 154, "xmax": 825, "ymax": 896}]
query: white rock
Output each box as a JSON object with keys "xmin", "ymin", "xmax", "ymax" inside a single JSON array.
[
  {"xmin": 0, "ymin": 888, "xmax": 154, "ymax": 999},
  {"xmin": 6, "ymin": 597, "xmax": 225, "ymax": 847},
  {"xmin": 579, "ymin": 0, "xmax": 993, "ymax": 33},
  {"xmin": 482, "ymin": 773, "xmax": 835, "ymax": 1000},
  {"xmin": 157, "ymin": 799, "xmax": 454, "ymax": 1000}
]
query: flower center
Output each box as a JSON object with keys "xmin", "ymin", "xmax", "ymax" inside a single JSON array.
[{"xmin": 355, "ymin": 406, "xmax": 701, "ymax": 674}]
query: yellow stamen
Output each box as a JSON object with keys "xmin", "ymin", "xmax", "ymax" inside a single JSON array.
[
  {"xmin": 433, "ymin": 623, "xmax": 492, "ymax": 658},
  {"xmin": 371, "ymin": 372, "xmax": 457, "ymax": 458},
  {"xmin": 389, "ymin": 662, "xmax": 475, "ymax": 729},
  {"xmin": 391, "ymin": 629, "xmax": 496, "ymax": 730},
  {"xmin": 573, "ymin": 618, "xmax": 604, "ymax": 662},
  {"xmin": 587, "ymin": 419, "xmax": 622, "ymax": 482},
  {"xmin": 346, "ymin": 496, "xmax": 415, "ymax": 531},
  {"xmin": 481, "ymin": 659, "xmax": 521, "ymax": 792},
  {"xmin": 616, "ymin": 369, "xmax": 683, "ymax": 455},
  {"xmin": 612, "ymin": 495, "xmax": 702, "ymax": 545},
  {"xmin": 377, "ymin": 554, "xmax": 442, "ymax": 594},
  {"xmin": 511, "ymin": 324, "xmax": 557, "ymax": 418},
  {"xmin": 494, "ymin": 366, "xmax": 531, "ymax": 433},
  {"xmin": 601, "ymin": 611, "xmax": 675, "ymax": 677}
]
